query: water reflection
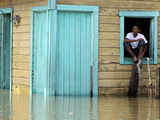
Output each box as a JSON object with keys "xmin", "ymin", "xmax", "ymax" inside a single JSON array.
[
  {"xmin": 0, "ymin": 90, "xmax": 11, "ymax": 120},
  {"xmin": 11, "ymin": 92, "xmax": 29, "ymax": 120},
  {"xmin": 0, "ymin": 90, "xmax": 160, "ymax": 120},
  {"xmin": 98, "ymin": 96, "xmax": 160, "ymax": 120},
  {"xmin": 30, "ymin": 94, "xmax": 98, "ymax": 120}
]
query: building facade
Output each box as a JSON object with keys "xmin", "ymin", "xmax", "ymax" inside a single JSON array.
[{"xmin": 0, "ymin": 0, "xmax": 160, "ymax": 96}]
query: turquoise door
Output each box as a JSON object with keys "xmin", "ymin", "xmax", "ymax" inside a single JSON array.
[
  {"xmin": 32, "ymin": 10, "xmax": 50, "ymax": 94},
  {"xmin": 56, "ymin": 11, "xmax": 92, "ymax": 96},
  {"xmin": 0, "ymin": 14, "xmax": 11, "ymax": 89},
  {"xmin": 31, "ymin": 5, "xmax": 99, "ymax": 96}
]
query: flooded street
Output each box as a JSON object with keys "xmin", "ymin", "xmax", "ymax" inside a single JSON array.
[{"xmin": 0, "ymin": 89, "xmax": 160, "ymax": 120}]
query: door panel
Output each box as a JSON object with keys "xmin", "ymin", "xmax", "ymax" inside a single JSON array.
[
  {"xmin": 56, "ymin": 11, "xmax": 92, "ymax": 96},
  {"xmin": 0, "ymin": 14, "xmax": 11, "ymax": 89},
  {"xmin": 32, "ymin": 11, "xmax": 49, "ymax": 94},
  {"xmin": 4, "ymin": 14, "xmax": 11, "ymax": 89},
  {"xmin": 150, "ymin": 18, "xmax": 154, "ymax": 62},
  {"xmin": 0, "ymin": 15, "xmax": 4, "ymax": 89}
]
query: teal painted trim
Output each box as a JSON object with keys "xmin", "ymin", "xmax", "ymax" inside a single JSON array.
[
  {"xmin": 53, "ymin": 10, "xmax": 57, "ymax": 96},
  {"xmin": 93, "ymin": 10, "xmax": 99, "ymax": 96},
  {"xmin": 57, "ymin": 5, "xmax": 99, "ymax": 12},
  {"xmin": 32, "ymin": 5, "xmax": 99, "ymax": 12},
  {"xmin": 120, "ymin": 10, "xmax": 159, "ymax": 65},
  {"xmin": 45, "ymin": 9, "xmax": 49, "ymax": 96},
  {"xmin": 0, "ymin": 8, "xmax": 12, "ymax": 14},
  {"xmin": 120, "ymin": 16, "xmax": 124, "ymax": 64},
  {"xmin": 124, "ymin": 57, "xmax": 154, "ymax": 64},
  {"xmin": 32, "ymin": 6, "xmax": 48, "ymax": 11},
  {"xmin": 119, "ymin": 11, "xmax": 159, "ymax": 17},
  {"xmin": 30, "ymin": 10, "xmax": 34, "ymax": 97},
  {"xmin": 48, "ymin": 0, "xmax": 56, "ymax": 9},
  {"xmin": 48, "ymin": 9, "xmax": 57, "ymax": 96},
  {"xmin": 154, "ymin": 16, "xmax": 158, "ymax": 64},
  {"xmin": 9, "ymin": 8, "xmax": 13, "ymax": 96}
]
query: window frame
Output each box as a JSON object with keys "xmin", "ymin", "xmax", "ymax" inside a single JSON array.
[{"xmin": 119, "ymin": 11, "xmax": 159, "ymax": 64}]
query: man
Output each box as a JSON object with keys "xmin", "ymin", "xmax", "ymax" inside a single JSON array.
[{"xmin": 124, "ymin": 25, "xmax": 148, "ymax": 64}]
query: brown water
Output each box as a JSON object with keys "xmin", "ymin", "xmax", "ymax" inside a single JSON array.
[{"xmin": 0, "ymin": 89, "xmax": 160, "ymax": 120}]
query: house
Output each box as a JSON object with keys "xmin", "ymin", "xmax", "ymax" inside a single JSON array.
[{"xmin": 0, "ymin": 0, "xmax": 159, "ymax": 96}]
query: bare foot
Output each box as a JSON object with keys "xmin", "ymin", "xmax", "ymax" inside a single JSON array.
[{"xmin": 137, "ymin": 59, "xmax": 142, "ymax": 65}]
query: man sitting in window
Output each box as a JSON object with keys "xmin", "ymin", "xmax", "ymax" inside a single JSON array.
[{"xmin": 124, "ymin": 25, "xmax": 148, "ymax": 64}]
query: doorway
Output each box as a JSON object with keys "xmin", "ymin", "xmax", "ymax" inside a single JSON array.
[
  {"xmin": 56, "ymin": 11, "xmax": 92, "ymax": 96},
  {"xmin": 0, "ymin": 13, "xmax": 12, "ymax": 90},
  {"xmin": 31, "ymin": 5, "xmax": 99, "ymax": 96},
  {"xmin": 124, "ymin": 17, "xmax": 151, "ymax": 57}
]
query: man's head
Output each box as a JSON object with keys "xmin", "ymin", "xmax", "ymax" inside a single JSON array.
[{"xmin": 132, "ymin": 25, "xmax": 140, "ymax": 34}]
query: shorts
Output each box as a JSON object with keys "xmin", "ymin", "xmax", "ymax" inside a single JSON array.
[{"xmin": 124, "ymin": 40, "xmax": 146, "ymax": 57}]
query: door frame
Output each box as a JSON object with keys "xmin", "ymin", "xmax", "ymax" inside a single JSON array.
[
  {"xmin": 0, "ymin": 8, "xmax": 13, "ymax": 94},
  {"xmin": 31, "ymin": 5, "xmax": 99, "ymax": 96}
]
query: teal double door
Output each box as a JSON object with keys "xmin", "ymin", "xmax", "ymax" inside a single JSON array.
[
  {"xmin": 0, "ymin": 14, "xmax": 11, "ymax": 89},
  {"xmin": 32, "ymin": 6, "xmax": 98, "ymax": 96}
]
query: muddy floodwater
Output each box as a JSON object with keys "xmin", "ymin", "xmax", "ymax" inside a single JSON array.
[{"xmin": 0, "ymin": 89, "xmax": 160, "ymax": 120}]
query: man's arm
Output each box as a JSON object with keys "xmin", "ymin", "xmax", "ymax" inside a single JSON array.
[
  {"xmin": 141, "ymin": 34, "xmax": 148, "ymax": 44},
  {"xmin": 124, "ymin": 38, "xmax": 144, "ymax": 43}
]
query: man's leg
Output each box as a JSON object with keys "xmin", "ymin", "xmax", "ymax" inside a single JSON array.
[
  {"xmin": 137, "ymin": 41, "xmax": 147, "ymax": 88},
  {"xmin": 138, "ymin": 41, "xmax": 147, "ymax": 61},
  {"xmin": 125, "ymin": 43, "xmax": 138, "ymax": 62}
]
